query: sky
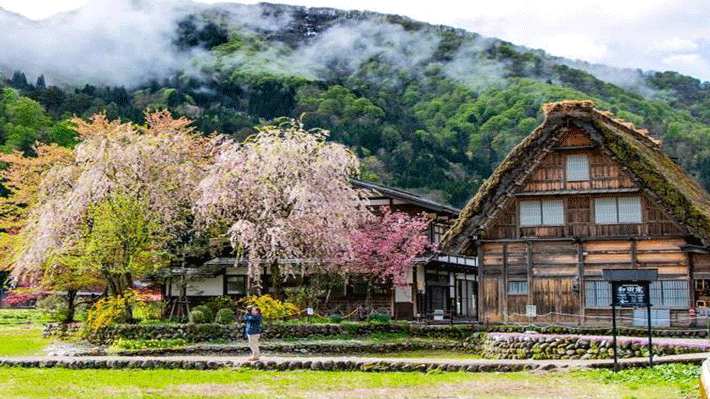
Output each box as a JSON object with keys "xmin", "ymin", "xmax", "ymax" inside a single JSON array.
[{"xmin": 1, "ymin": 0, "xmax": 709, "ymax": 81}]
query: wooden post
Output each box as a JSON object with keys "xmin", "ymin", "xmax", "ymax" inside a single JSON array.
[
  {"xmin": 688, "ymin": 252, "xmax": 695, "ymax": 320},
  {"xmin": 577, "ymin": 240, "xmax": 584, "ymax": 325},
  {"xmin": 526, "ymin": 241, "xmax": 533, "ymax": 310},
  {"xmin": 631, "ymin": 239, "xmax": 637, "ymax": 269},
  {"xmin": 612, "ymin": 302, "xmax": 618, "ymax": 372},
  {"xmin": 477, "ymin": 247, "xmax": 484, "ymax": 324},
  {"xmin": 647, "ymin": 303, "xmax": 653, "ymax": 367},
  {"xmin": 502, "ymin": 243, "xmax": 508, "ymax": 321}
]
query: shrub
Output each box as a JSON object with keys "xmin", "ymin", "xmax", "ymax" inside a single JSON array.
[
  {"xmin": 239, "ymin": 295, "xmax": 301, "ymax": 320},
  {"xmin": 35, "ymin": 294, "xmax": 69, "ymax": 323},
  {"xmin": 329, "ymin": 314, "xmax": 343, "ymax": 324},
  {"xmin": 204, "ymin": 296, "xmax": 237, "ymax": 316},
  {"xmin": 214, "ymin": 308, "xmax": 236, "ymax": 324},
  {"xmin": 85, "ymin": 294, "xmax": 135, "ymax": 333},
  {"xmin": 111, "ymin": 338, "xmax": 188, "ymax": 350},
  {"xmin": 367, "ymin": 313, "xmax": 391, "ymax": 323},
  {"xmin": 189, "ymin": 309, "xmax": 207, "ymax": 324},
  {"xmin": 133, "ymin": 301, "xmax": 163, "ymax": 321},
  {"xmin": 192, "ymin": 305, "xmax": 213, "ymax": 323}
]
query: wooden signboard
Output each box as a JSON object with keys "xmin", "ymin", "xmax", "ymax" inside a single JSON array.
[
  {"xmin": 603, "ymin": 269, "xmax": 657, "ymax": 371},
  {"xmin": 612, "ymin": 282, "xmax": 650, "ymax": 307}
]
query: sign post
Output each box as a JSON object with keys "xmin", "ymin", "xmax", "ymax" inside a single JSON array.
[
  {"xmin": 603, "ymin": 269, "xmax": 658, "ymax": 372},
  {"xmin": 526, "ymin": 305, "xmax": 536, "ymax": 324}
]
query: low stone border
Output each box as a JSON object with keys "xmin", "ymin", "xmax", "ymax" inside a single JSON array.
[
  {"xmin": 110, "ymin": 341, "xmax": 466, "ymax": 357},
  {"xmin": 0, "ymin": 354, "xmax": 705, "ymax": 372}
]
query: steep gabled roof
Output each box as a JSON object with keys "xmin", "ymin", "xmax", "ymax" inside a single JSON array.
[
  {"xmin": 442, "ymin": 100, "xmax": 710, "ymax": 253},
  {"xmin": 351, "ymin": 178, "xmax": 460, "ymax": 216}
]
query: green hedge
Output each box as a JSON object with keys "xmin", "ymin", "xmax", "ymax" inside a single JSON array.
[{"xmin": 66, "ymin": 321, "xmax": 710, "ymax": 345}]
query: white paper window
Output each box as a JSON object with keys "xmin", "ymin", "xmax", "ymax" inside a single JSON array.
[
  {"xmin": 566, "ymin": 155, "xmax": 589, "ymax": 181},
  {"xmin": 508, "ymin": 281, "xmax": 528, "ymax": 294},
  {"xmin": 520, "ymin": 200, "xmax": 564, "ymax": 226},
  {"xmin": 650, "ymin": 280, "xmax": 688, "ymax": 308},
  {"xmin": 617, "ymin": 197, "xmax": 642, "ymax": 223},
  {"xmin": 520, "ymin": 201, "xmax": 541, "ymax": 226},
  {"xmin": 594, "ymin": 198, "xmax": 617, "ymax": 224},
  {"xmin": 542, "ymin": 200, "xmax": 564, "ymax": 225},
  {"xmin": 595, "ymin": 197, "xmax": 642, "ymax": 224},
  {"xmin": 585, "ymin": 280, "xmax": 611, "ymax": 308}
]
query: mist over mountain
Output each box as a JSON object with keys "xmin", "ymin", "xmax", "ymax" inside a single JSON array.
[
  {"xmin": 0, "ymin": 1, "xmax": 663, "ymax": 91},
  {"xmin": 2, "ymin": 1, "xmax": 710, "ymax": 207}
]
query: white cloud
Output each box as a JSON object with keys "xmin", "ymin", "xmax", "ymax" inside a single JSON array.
[
  {"xmin": 3, "ymin": 0, "xmax": 710, "ymax": 81},
  {"xmin": 534, "ymin": 34, "xmax": 608, "ymax": 62},
  {"xmin": 649, "ymin": 38, "xmax": 699, "ymax": 53},
  {"xmin": 662, "ymin": 53, "xmax": 710, "ymax": 78}
]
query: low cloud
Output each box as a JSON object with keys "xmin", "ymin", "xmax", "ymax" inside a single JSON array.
[{"xmin": 0, "ymin": 0, "xmax": 200, "ymax": 86}]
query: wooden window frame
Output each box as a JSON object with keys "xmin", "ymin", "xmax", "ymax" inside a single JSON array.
[
  {"xmin": 594, "ymin": 196, "xmax": 642, "ymax": 225},
  {"xmin": 650, "ymin": 280, "xmax": 688, "ymax": 309},
  {"xmin": 507, "ymin": 280, "xmax": 528, "ymax": 295},
  {"xmin": 584, "ymin": 280, "xmax": 611, "ymax": 308},
  {"xmin": 565, "ymin": 154, "xmax": 590, "ymax": 182},
  {"xmin": 225, "ymin": 275, "xmax": 246, "ymax": 295},
  {"xmin": 519, "ymin": 199, "xmax": 564, "ymax": 227}
]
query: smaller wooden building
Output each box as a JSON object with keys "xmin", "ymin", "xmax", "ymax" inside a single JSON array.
[
  {"xmin": 165, "ymin": 178, "xmax": 476, "ymax": 320},
  {"xmin": 442, "ymin": 101, "xmax": 710, "ymax": 327}
]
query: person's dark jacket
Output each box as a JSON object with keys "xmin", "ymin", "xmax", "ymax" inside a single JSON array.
[{"xmin": 241, "ymin": 314, "xmax": 263, "ymax": 335}]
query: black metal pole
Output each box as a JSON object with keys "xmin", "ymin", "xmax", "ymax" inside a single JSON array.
[
  {"xmin": 647, "ymin": 304, "xmax": 653, "ymax": 367},
  {"xmin": 612, "ymin": 302, "xmax": 618, "ymax": 372}
]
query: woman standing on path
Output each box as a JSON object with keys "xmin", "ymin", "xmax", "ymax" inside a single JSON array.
[{"xmin": 241, "ymin": 306, "xmax": 263, "ymax": 361}]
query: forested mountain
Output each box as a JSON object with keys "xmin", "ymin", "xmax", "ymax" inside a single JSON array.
[{"xmin": 2, "ymin": 2, "xmax": 710, "ymax": 207}]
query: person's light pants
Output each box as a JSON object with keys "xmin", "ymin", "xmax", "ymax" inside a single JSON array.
[{"xmin": 247, "ymin": 334, "xmax": 260, "ymax": 358}]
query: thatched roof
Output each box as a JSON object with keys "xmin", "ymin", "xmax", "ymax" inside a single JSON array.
[{"xmin": 441, "ymin": 100, "xmax": 710, "ymax": 254}]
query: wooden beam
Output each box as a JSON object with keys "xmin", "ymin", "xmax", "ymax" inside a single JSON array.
[
  {"xmin": 477, "ymin": 246, "xmax": 484, "ymax": 323},
  {"xmin": 687, "ymin": 251, "xmax": 695, "ymax": 310},
  {"xmin": 516, "ymin": 188, "xmax": 640, "ymax": 197},
  {"xmin": 527, "ymin": 241, "xmax": 533, "ymax": 307},
  {"xmin": 577, "ymin": 240, "xmax": 584, "ymax": 324},
  {"xmin": 502, "ymin": 242, "xmax": 508, "ymax": 321},
  {"xmin": 552, "ymin": 145, "xmax": 597, "ymax": 151}
]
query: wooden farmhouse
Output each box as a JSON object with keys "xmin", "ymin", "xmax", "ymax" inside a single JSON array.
[
  {"xmin": 164, "ymin": 178, "xmax": 477, "ymax": 320},
  {"xmin": 441, "ymin": 101, "xmax": 710, "ymax": 327}
]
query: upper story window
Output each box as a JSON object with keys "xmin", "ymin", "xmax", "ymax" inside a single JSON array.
[
  {"xmin": 520, "ymin": 200, "xmax": 563, "ymax": 226},
  {"xmin": 430, "ymin": 223, "xmax": 447, "ymax": 245},
  {"xmin": 566, "ymin": 155, "xmax": 589, "ymax": 181},
  {"xmin": 594, "ymin": 197, "xmax": 641, "ymax": 224}
]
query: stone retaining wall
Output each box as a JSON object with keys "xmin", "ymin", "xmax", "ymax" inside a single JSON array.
[
  {"xmin": 481, "ymin": 334, "xmax": 707, "ymax": 360},
  {"xmin": 59, "ymin": 322, "xmax": 710, "ymax": 345}
]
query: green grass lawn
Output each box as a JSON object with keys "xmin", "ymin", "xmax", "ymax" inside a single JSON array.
[
  {"xmin": 0, "ymin": 309, "xmax": 54, "ymax": 356},
  {"xmin": 0, "ymin": 309, "xmax": 701, "ymax": 398},
  {"xmin": 0, "ymin": 365, "xmax": 700, "ymax": 399},
  {"xmin": 0, "ymin": 325, "xmax": 50, "ymax": 356}
]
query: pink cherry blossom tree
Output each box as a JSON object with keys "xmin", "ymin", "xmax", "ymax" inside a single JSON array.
[
  {"xmin": 338, "ymin": 206, "xmax": 433, "ymax": 309},
  {"xmin": 196, "ymin": 121, "xmax": 368, "ymax": 296},
  {"xmin": 12, "ymin": 111, "xmax": 214, "ymax": 300}
]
